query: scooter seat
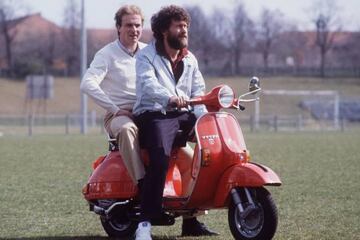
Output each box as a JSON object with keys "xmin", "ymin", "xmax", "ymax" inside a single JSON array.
[{"xmin": 109, "ymin": 130, "xmax": 189, "ymax": 151}]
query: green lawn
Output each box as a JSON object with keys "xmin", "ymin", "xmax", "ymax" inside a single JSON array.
[{"xmin": 0, "ymin": 131, "xmax": 359, "ymax": 239}]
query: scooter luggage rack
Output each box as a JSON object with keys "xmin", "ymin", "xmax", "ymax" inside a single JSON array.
[{"xmin": 107, "ymin": 135, "xmax": 118, "ymax": 151}]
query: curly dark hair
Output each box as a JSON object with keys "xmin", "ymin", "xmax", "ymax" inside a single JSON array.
[{"xmin": 151, "ymin": 5, "xmax": 191, "ymax": 42}]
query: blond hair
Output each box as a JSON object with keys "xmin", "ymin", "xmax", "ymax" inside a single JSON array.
[{"xmin": 114, "ymin": 5, "xmax": 144, "ymax": 27}]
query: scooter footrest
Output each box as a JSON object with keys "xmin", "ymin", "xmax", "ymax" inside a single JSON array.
[
  {"xmin": 151, "ymin": 212, "xmax": 175, "ymax": 226},
  {"xmin": 163, "ymin": 196, "xmax": 189, "ymax": 202}
]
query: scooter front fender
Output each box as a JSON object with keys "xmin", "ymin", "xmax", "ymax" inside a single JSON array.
[{"xmin": 213, "ymin": 162, "xmax": 281, "ymax": 207}]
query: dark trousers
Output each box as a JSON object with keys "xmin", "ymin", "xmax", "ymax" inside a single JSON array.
[{"xmin": 135, "ymin": 111, "xmax": 196, "ymax": 221}]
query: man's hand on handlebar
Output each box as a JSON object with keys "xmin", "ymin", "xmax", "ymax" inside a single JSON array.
[{"xmin": 168, "ymin": 96, "xmax": 188, "ymax": 108}]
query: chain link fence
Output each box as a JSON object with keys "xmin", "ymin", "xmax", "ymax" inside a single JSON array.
[{"xmin": 0, "ymin": 113, "xmax": 357, "ymax": 137}]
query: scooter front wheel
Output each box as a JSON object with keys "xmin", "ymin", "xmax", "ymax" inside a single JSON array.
[
  {"xmin": 100, "ymin": 215, "xmax": 138, "ymax": 238},
  {"xmin": 228, "ymin": 187, "xmax": 278, "ymax": 240}
]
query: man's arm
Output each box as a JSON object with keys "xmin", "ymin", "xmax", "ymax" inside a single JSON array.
[
  {"xmin": 136, "ymin": 54, "xmax": 173, "ymax": 108},
  {"xmin": 80, "ymin": 52, "xmax": 120, "ymax": 114}
]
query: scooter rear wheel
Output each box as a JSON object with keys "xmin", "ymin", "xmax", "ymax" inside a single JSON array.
[
  {"xmin": 100, "ymin": 215, "xmax": 138, "ymax": 238},
  {"xmin": 228, "ymin": 187, "xmax": 278, "ymax": 240}
]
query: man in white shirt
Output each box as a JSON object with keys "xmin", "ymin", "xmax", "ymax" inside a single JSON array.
[{"xmin": 80, "ymin": 5, "xmax": 146, "ymax": 185}]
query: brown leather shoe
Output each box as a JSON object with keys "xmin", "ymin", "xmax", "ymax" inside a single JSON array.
[{"xmin": 181, "ymin": 218, "xmax": 219, "ymax": 236}]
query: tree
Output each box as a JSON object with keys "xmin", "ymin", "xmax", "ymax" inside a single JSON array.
[
  {"xmin": 230, "ymin": 2, "xmax": 254, "ymax": 74},
  {"xmin": 37, "ymin": 29, "xmax": 57, "ymax": 74},
  {"xmin": 209, "ymin": 7, "xmax": 233, "ymax": 75},
  {"xmin": 311, "ymin": 0, "xmax": 341, "ymax": 77},
  {"xmin": 257, "ymin": 8, "xmax": 284, "ymax": 70},
  {"xmin": 185, "ymin": 6, "xmax": 214, "ymax": 72},
  {"xmin": 62, "ymin": 0, "xmax": 81, "ymax": 76},
  {"xmin": 208, "ymin": 3, "xmax": 254, "ymax": 75},
  {"xmin": 0, "ymin": 0, "xmax": 24, "ymax": 77}
]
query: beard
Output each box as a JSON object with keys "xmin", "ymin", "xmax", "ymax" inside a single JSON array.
[{"xmin": 166, "ymin": 33, "xmax": 188, "ymax": 50}]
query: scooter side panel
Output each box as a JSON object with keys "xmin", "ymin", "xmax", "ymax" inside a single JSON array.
[
  {"xmin": 84, "ymin": 151, "xmax": 183, "ymax": 200},
  {"xmin": 213, "ymin": 162, "xmax": 282, "ymax": 207},
  {"xmin": 84, "ymin": 151, "xmax": 137, "ymax": 200},
  {"xmin": 186, "ymin": 114, "xmax": 226, "ymax": 208}
]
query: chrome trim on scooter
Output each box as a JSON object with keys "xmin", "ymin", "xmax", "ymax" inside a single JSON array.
[
  {"xmin": 105, "ymin": 200, "xmax": 130, "ymax": 215},
  {"xmin": 194, "ymin": 113, "xmax": 207, "ymax": 151},
  {"xmin": 238, "ymin": 88, "xmax": 261, "ymax": 102},
  {"xmin": 93, "ymin": 200, "xmax": 130, "ymax": 217}
]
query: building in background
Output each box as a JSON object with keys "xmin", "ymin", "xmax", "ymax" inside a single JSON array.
[{"xmin": 0, "ymin": 13, "xmax": 358, "ymax": 78}]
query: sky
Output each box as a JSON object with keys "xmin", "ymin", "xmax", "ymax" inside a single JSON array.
[{"xmin": 16, "ymin": 0, "xmax": 360, "ymax": 31}]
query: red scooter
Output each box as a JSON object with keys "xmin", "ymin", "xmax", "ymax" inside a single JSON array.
[{"xmin": 82, "ymin": 77, "xmax": 282, "ymax": 240}]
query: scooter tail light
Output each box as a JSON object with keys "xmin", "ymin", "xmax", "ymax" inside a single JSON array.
[{"xmin": 201, "ymin": 148, "xmax": 211, "ymax": 166}]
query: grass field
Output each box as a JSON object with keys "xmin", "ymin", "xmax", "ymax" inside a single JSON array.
[
  {"xmin": 1, "ymin": 76, "xmax": 360, "ymax": 116},
  {"xmin": 0, "ymin": 131, "xmax": 359, "ymax": 239}
]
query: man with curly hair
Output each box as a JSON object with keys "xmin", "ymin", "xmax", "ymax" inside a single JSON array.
[{"xmin": 133, "ymin": 5, "xmax": 218, "ymax": 240}]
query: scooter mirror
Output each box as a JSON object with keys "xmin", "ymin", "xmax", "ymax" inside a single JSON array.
[
  {"xmin": 219, "ymin": 85, "xmax": 235, "ymax": 108},
  {"xmin": 249, "ymin": 76, "xmax": 260, "ymax": 94}
]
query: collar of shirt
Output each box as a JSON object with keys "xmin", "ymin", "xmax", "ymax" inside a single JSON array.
[
  {"xmin": 155, "ymin": 40, "xmax": 188, "ymax": 83},
  {"xmin": 117, "ymin": 39, "xmax": 139, "ymax": 57},
  {"xmin": 155, "ymin": 40, "xmax": 188, "ymax": 68}
]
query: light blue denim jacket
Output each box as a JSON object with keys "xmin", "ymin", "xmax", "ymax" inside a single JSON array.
[{"xmin": 133, "ymin": 41, "xmax": 207, "ymax": 117}]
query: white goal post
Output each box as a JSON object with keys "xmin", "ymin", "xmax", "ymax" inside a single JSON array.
[{"xmin": 254, "ymin": 90, "xmax": 340, "ymax": 130}]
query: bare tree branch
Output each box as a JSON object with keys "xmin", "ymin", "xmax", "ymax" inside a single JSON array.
[
  {"xmin": 257, "ymin": 8, "xmax": 284, "ymax": 70},
  {"xmin": 0, "ymin": 0, "xmax": 21, "ymax": 76},
  {"xmin": 61, "ymin": 0, "xmax": 80, "ymax": 76},
  {"xmin": 230, "ymin": 2, "xmax": 254, "ymax": 74},
  {"xmin": 311, "ymin": 0, "xmax": 341, "ymax": 77},
  {"xmin": 186, "ymin": 6, "xmax": 215, "ymax": 72}
]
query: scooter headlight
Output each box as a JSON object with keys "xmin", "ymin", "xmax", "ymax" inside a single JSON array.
[{"xmin": 218, "ymin": 85, "xmax": 234, "ymax": 108}]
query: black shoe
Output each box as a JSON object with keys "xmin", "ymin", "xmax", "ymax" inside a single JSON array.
[
  {"xmin": 181, "ymin": 218, "xmax": 219, "ymax": 236},
  {"xmin": 137, "ymin": 178, "xmax": 144, "ymax": 191}
]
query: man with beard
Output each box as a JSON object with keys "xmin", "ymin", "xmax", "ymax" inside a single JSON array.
[{"xmin": 133, "ymin": 5, "xmax": 218, "ymax": 240}]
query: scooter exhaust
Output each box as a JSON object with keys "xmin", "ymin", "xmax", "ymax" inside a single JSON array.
[
  {"xmin": 92, "ymin": 200, "xmax": 130, "ymax": 217},
  {"xmin": 93, "ymin": 205, "xmax": 106, "ymax": 215},
  {"xmin": 92, "ymin": 200, "xmax": 175, "ymax": 225}
]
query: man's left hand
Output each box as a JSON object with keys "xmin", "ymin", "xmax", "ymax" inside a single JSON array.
[{"xmin": 169, "ymin": 96, "xmax": 188, "ymax": 108}]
